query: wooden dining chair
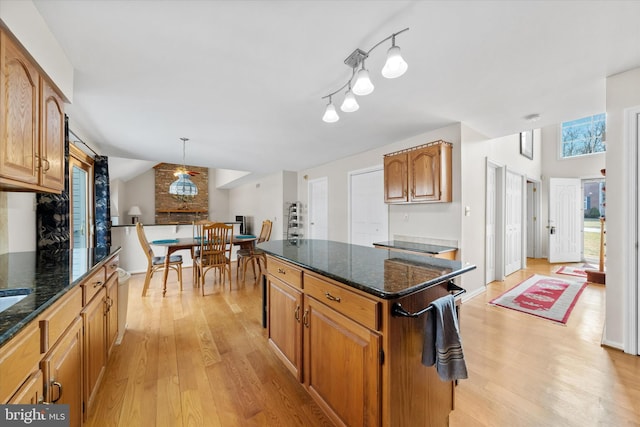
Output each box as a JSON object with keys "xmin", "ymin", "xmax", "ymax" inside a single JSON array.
[
  {"xmin": 136, "ymin": 223, "xmax": 183, "ymax": 297},
  {"xmin": 237, "ymin": 219, "xmax": 272, "ymax": 283},
  {"xmin": 194, "ymin": 222, "xmax": 233, "ymax": 295},
  {"xmin": 191, "ymin": 219, "xmax": 215, "ymax": 285}
]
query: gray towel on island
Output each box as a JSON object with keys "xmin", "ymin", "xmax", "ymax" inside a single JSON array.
[{"xmin": 422, "ymin": 294, "xmax": 468, "ymax": 381}]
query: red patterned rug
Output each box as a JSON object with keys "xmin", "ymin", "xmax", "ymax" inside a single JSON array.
[{"xmin": 489, "ymin": 274, "xmax": 588, "ymax": 324}]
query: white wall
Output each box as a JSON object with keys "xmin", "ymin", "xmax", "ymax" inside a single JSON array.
[
  {"xmin": 227, "ymin": 171, "xmax": 297, "ymax": 240},
  {"xmin": 604, "ymin": 66, "xmax": 640, "ymax": 350},
  {"xmin": 123, "ymin": 169, "xmax": 155, "ymax": 224},
  {"xmin": 459, "ymin": 126, "xmax": 543, "ymax": 296},
  {"xmin": 297, "ymin": 124, "xmax": 463, "ymax": 244}
]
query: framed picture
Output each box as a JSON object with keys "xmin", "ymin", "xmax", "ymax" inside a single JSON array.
[{"xmin": 520, "ymin": 130, "xmax": 533, "ymax": 159}]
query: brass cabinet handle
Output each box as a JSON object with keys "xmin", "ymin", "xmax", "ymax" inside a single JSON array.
[
  {"xmin": 93, "ymin": 280, "xmax": 103, "ymax": 288},
  {"xmin": 277, "ymin": 268, "xmax": 286, "ymax": 274},
  {"xmin": 302, "ymin": 309, "xmax": 309, "ymax": 328},
  {"xmin": 294, "ymin": 305, "xmax": 300, "ymax": 322},
  {"xmin": 51, "ymin": 381, "xmax": 62, "ymax": 403},
  {"xmin": 42, "ymin": 158, "xmax": 50, "ymax": 172},
  {"xmin": 325, "ymin": 292, "xmax": 341, "ymax": 303}
]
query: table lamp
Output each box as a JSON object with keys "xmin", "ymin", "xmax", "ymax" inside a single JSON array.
[{"xmin": 128, "ymin": 206, "xmax": 142, "ymax": 224}]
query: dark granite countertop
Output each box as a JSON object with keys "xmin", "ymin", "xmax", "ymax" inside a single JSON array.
[
  {"xmin": 258, "ymin": 239, "xmax": 475, "ymax": 299},
  {"xmin": 112, "ymin": 221, "xmax": 241, "ymax": 228},
  {"xmin": 0, "ymin": 246, "xmax": 121, "ymax": 347},
  {"xmin": 372, "ymin": 240, "xmax": 457, "ymax": 254}
]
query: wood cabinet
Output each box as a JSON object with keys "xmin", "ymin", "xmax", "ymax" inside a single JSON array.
[
  {"xmin": 267, "ymin": 254, "xmax": 459, "ymax": 427},
  {"xmin": 0, "ymin": 251, "xmax": 120, "ymax": 424},
  {"xmin": 82, "ymin": 286, "xmax": 107, "ymax": 414},
  {"xmin": 303, "ymin": 295, "xmax": 381, "ymax": 427},
  {"xmin": 41, "ymin": 317, "xmax": 83, "ymax": 427},
  {"xmin": 0, "ymin": 29, "xmax": 65, "ymax": 193},
  {"xmin": 106, "ymin": 273, "xmax": 119, "ymax": 357},
  {"xmin": 267, "ymin": 275, "xmax": 303, "ymax": 380},
  {"xmin": 267, "ymin": 256, "xmax": 382, "ymax": 426},
  {"xmin": 8, "ymin": 370, "xmax": 43, "ymax": 404},
  {"xmin": 384, "ymin": 140, "xmax": 452, "ymax": 204},
  {"xmin": 267, "ymin": 257, "xmax": 303, "ymax": 380},
  {"xmin": 383, "ymin": 152, "xmax": 408, "ymax": 203}
]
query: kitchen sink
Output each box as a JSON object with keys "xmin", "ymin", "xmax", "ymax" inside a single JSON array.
[{"xmin": 0, "ymin": 289, "xmax": 32, "ymax": 314}]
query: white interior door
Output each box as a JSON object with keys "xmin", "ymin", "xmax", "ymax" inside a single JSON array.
[
  {"xmin": 548, "ymin": 177, "xmax": 582, "ymax": 263},
  {"xmin": 349, "ymin": 168, "xmax": 388, "ymax": 246},
  {"xmin": 308, "ymin": 177, "xmax": 328, "ymax": 240},
  {"xmin": 504, "ymin": 170, "xmax": 523, "ymax": 276}
]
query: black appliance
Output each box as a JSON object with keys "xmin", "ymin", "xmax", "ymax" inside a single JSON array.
[{"xmin": 235, "ymin": 215, "xmax": 247, "ymax": 235}]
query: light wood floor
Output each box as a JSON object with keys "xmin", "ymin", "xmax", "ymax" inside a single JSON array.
[{"xmin": 87, "ymin": 259, "xmax": 640, "ymax": 426}]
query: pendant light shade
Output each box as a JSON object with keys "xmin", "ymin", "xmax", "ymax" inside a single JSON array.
[
  {"xmin": 169, "ymin": 137, "xmax": 198, "ymax": 202},
  {"xmin": 169, "ymin": 173, "xmax": 198, "ymax": 197},
  {"xmin": 352, "ymin": 65, "xmax": 374, "ymax": 96},
  {"xmin": 340, "ymin": 86, "xmax": 359, "ymax": 113},
  {"xmin": 382, "ymin": 45, "xmax": 408, "ymax": 79},
  {"xmin": 322, "ymin": 96, "xmax": 339, "ymax": 123}
]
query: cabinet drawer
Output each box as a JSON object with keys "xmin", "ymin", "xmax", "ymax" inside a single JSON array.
[
  {"xmin": 0, "ymin": 322, "xmax": 41, "ymax": 403},
  {"xmin": 82, "ymin": 267, "xmax": 107, "ymax": 305},
  {"xmin": 39, "ymin": 286, "xmax": 82, "ymax": 353},
  {"xmin": 267, "ymin": 257, "xmax": 302, "ymax": 289},
  {"xmin": 304, "ymin": 274, "xmax": 380, "ymax": 331},
  {"xmin": 105, "ymin": 255, "xmax": 119, "ymax": 279}
]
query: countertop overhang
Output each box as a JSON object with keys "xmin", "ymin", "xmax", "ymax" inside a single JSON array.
[
  {"xmin": 0, "ymin": 246, "xmax": 122, "ymax": 346},
  {"xmin": 258, "ymin": 239, "xmax": 475, "ymax": 299}
]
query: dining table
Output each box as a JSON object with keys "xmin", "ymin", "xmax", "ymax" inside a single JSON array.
[{"xmin": 150, "ymin": 235, "xmax": 257, "ymax": 295}]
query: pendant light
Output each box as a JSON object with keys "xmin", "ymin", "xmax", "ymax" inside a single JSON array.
[
  {"xmin": 321, "ymin": 28, "xmax": 409, "ymax": 122},
  {"xmin": 169, "ymin": 137, "xmax": 198, "ymax": 203},
  {"xmin": 352, "ymin": 60, "xmax": 374, "ymax": 96},
  {"xmin": 340, "ymin": 83, "xmax": 359, "ymax": 113},
  {"xmin": 381, "ymin": 35, "xmax": 408, "ymax": 79},
  {"xmin": 322, "ymin": 95, "xmax": 340, "ymax": 123}
]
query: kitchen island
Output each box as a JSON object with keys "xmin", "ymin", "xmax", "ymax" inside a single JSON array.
[{"xmin": 259, "ymin": 239, "xmax": 476, "ymax": 427}]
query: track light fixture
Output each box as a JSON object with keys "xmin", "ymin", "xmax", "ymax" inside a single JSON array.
[{"xmin": 321, "ymin": 28, "xmax": 409, "ymax": 123}]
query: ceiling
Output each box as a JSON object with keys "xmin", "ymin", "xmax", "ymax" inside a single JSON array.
[{"xmin": 32, "ymin": 1, "xmax": 640, "ymax": 183}]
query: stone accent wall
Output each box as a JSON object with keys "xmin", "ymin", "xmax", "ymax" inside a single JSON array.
[{"xmin": 154, "ymin": 163, "xmax": 209, "ymax": 224}]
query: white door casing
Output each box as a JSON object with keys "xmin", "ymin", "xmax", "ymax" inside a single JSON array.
[
  {"xmin": 349, "ymin": 167, "xmax": 388, "ymax": 247},
  {"xmin": 548, "ymin": 177, "xmax": 582, "ymax": 263},
  {"xmin": 485, "ymin": 162, "xmax": 497, "ymax": 284},
  {"xmin": 626, "ymin": 107, "xmax": 640, "ymax": 355},
  {"xmin": 308, "ymin": 177, "xmax": 328, "ymax": 240}
]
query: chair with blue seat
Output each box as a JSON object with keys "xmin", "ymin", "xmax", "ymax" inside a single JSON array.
[
  {"xmin": 237, "ymin": 219, "xmax": 272, "ymax": 283},
  {"xmin": 136, "ymin": 222, "xmax": 183, "ymax": 297}
]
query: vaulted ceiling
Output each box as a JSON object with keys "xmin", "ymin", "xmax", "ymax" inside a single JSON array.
[{"xmin": 33, "ymin": 1, "xmax": 640, "ymax": 183}]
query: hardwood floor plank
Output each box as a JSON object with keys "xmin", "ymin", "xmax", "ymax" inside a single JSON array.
[{"xmin": 85, "ymin": 260, "xmax": 639, "ymax": 426}]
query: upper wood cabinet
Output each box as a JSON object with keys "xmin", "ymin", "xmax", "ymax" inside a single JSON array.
[
  {"xmin": 384, "ymin": 140, "xmax": 452, "ymax": 204},
  {"xmin": 0, "ymin": 30, "xmax": 65, "ymax": 193}
]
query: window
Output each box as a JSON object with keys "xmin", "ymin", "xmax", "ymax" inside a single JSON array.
[
  {"xmin": 561, "ymin": 113, "xmax": 606, "ymax": 158},
  {"xmin": 69, "ymin": 144, "xmax": 94, "ymax": 248}
]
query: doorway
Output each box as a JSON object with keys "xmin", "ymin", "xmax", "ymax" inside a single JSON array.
[
  {"xmin": 308, "ymin": 177, "xmax": 328, "ymax": 240},
  {"xmin": 582, "ymin": 178, "xmax": 606, "ymax": 264},
  {"xmin": 69, "ymin": 144, "xmax": 94, "ymax": 248},
  {"xmin": 349, "ymin": 167, "xmax": 388, "ymax": 246}
]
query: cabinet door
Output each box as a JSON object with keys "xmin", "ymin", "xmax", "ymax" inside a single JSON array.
[
  {"xmin": 0, "ymin": 32, "xmax": 40, "ymax": 186},
  {"xmin": 40, "ymin": 78, "xmax": 65, "ymax": 191},
  {"xmin": 106, "ymin": 273, "xmax": 119, "ymax": 357},
  {"xmin": 409, "ymin": 145, "xmax": 441, "ymax": 202},
  {"xmin": 8, "ymin": 370, "xmax": 44, "ymax": 404},
  {"xmin": 383, "ymin": 152, "xmax": 408, "ymax": 203},
  {"xmin": 304, "ymin": 297, "xmax": 381, "ymax": 427},
  {"xmin": 82, "ymin": 288, "xmax": 107, "ymax": 414},
  {"xmin": 267, "ymin": 276, "xmax": 303, "ymax": 380},
  {"xmin": 41, "ymin": 317, "xmax": 83, "ymax": 427}
]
